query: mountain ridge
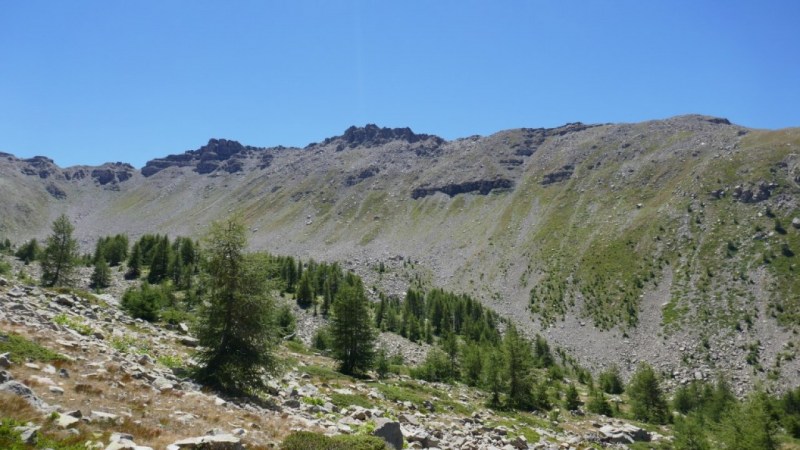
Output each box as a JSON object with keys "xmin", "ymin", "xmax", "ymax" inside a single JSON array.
[{"xmin": 2, "ymin": 114, "xmax": 799, "ymax": 393}]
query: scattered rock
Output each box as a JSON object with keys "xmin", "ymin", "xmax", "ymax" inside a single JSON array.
[
  {"xmin": 179, "ymin": 336, "xmax": 199, "ymax": 347},
  {"xmin": 14, "ymin": 425, "xmax": 40, "ymax": 445},
  {"xmin": 166, "ymin": 434, "xmax": 244, "ymax": 450},
  {"xmin": 55, "ymin": 413, "xmax": 81, "ymax": 429},
  {"xmin": 0, "ymin": 353, "xmax": 10, "ymax": 369},
  {"xmin": 91, "ymin": 410, "xmax": 120, "ymax": 423}
]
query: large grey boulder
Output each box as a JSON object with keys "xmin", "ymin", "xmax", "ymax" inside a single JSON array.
[{"xmin": 372, "ymin": 418, "xmax": 403, "ymax": 450}]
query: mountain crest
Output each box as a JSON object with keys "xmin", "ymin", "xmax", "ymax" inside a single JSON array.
[{"xmin": 322, "ymin": 124, "xmax": 444, "ymax": 150}]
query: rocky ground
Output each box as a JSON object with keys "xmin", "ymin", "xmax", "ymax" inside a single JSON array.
[{"xmin": 0, "ymin": 271, "xmax": 672, "ymax": 449}]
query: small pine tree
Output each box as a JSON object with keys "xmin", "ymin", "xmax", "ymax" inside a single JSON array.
[
  {"xmin": 673, "ymin": 414, "xmax": 710, "ymax": 450},
  {"xmin": 599, "ymin": 365, "xmax": 624, "ymax": 394},
  {"xmin": 565, "ymin": 384, "xmax": 581, "ymax": 411},
  {"xmin": 504, "ymin": 325, "xmax": 535, "ymax": 410},
  {"xmin": 296, "ymin": 272, "xmax": 314, "ymax": 309},
  {"xmin": 587, "ymin": 388, "xmax": 613, "ymax": 416},
  {"xmin": 126, "ymin": 242, "xmax": 143, "ymax": 279},
  {"xmin": 460, "ymin": 342, "xmax": 484, "ymax": 387},
  {"xmin": 15, "ymin": 238, "xmax": 40, "ymax": 264},
  {"xmin": 90, "ymin": 255, "xmax": 111, "ymax": 290},
  {"xmin": 330, "ymin": 281, "xmax": 376, "ymax": 375},
  {"xmin": 484, "ymin": 351, "xmax": 505, "ymax": 407},
  {"xmin": 147, "ymin": 236, "xmax": 170, "ymax": 284},
  {"xmin": 627, "ymin": 362, "xmax": 668, "ymax": 424},
  {"xmin": 718, "ymin": 392, "xmax": 778, "ymax": 450},
  {"xmin": 40, "ymin": 214, "xmax": 79, "ymax": 287},
  {"xmin": 194, "ymin": 218, "xmax": 277, "ymax": 395},
  {"xmin": 375, "ymin": 347, "xmax": 390, "ymax": 379}
]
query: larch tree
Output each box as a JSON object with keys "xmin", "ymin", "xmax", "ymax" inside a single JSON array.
[
  {"xmin": 193, "ymin": 217, "xmax": 278, "ymax": 395},
  {"xmin": 330, "ymin": 280, "xmax": 376, "ymax": 375},
  {"xmin": 40, "ymin": 214, "xmax": 79, "ymax": 287}
]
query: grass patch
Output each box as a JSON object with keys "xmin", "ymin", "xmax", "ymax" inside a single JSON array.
[
  {"xmin": 0, "ymin": 416, "xmax": 93, "ymax": 450},
  {"xmin": 110, "ymin": 335, "xmax": 151, "ymax": 356},
  {"xmin": 375, "ymin": 383, "xmax": 427, "ymax": 409},
  {"xmin": 284, "ymin": 340, "xmax": 310, "ymax": 355},
  {"xmin": 52, "ymin": 314, "xmax": 93, "ymax": 336},
  {"xmin": 329, "ymin": 392, "xmax": 375, "ymax": 409},
  {"xmin": 156, "ymin": 354, "xmax": 184, "ymax": 369},
  {"xmin": 0, "ymin": 332, "xmax": 66, "ymax": 363},
  {"xmin": 301, "ymin": 364, "xmax": 351, "ymax": 383},
  {"xmin": 280, "ymin": 431, "xmax": 388, "ymax": 450}
]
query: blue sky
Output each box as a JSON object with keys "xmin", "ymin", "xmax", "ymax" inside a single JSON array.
[{"xmin": 1, "ymin": 1, "xmax": 799, "ymax": 168}]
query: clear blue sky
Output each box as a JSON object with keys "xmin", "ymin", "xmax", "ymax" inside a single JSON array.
[{"xmin": 2, "ymin": 1, "xmax": 799, "ymax": 168}]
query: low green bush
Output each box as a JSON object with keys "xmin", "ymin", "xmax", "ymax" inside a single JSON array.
[{"xmin": 280, "ymin": 431, "xmax": 388, "ymax": 450}]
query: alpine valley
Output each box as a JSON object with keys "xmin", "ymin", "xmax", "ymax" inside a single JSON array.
[{"xmin": 2, "ymin": 113, "xmax": 800, "ymax": 394}]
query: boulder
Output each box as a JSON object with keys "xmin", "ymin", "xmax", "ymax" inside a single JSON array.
[
  {"xmin": 0, "ymin": 353, "xmax": 11, "ymax": 369},
  {"xmin": 0, "ymin": 380, "xmax": 51, "ymax": 412},
  {"xmin": 55, "ymin": 294, "xmax": 75, "ymax": 307},
  {"xmin": 179, "ymin": 337, "xmax": 199, "ymax": 347},
  {"xmin": 13, "ymin": 425, "xmax": 39, "ymax": 445},
  {"xmin": 372, "ymin": 418, "xmax": 403, "ymax": 450},
  {"xmin": 55, "ymin": 413, "xmax": 81, "ymax": 429},
  {"xmin": 793, "ymin": 217, "xmax": 800, "ymax": 229},
  {"xmin": 166, "ymin": 434, "xmax": 244, "ymax": 450}
]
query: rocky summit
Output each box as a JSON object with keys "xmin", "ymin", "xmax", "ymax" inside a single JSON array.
[{"xmin": 1, "ymin": 114, "xmax": 800, "ymax": 394}]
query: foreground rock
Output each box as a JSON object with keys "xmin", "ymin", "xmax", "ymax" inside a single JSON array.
[{"xmin": 166, "ymin": 434, "xmax": 244, "ymax": 450}]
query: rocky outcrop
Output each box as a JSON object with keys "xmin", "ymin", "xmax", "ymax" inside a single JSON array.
[
  {"xmin": 325, "ymin": 124, "xmax": 445, "ymax": 150},
  {"xmin": 345, "ymin": 167, "xmax": 380, "ymax": 186},
  {"xmin": 45, "ymin": 183, "xmax": 67, "ymax": 200},
  {"xmin": 732, "ymin": 182, "xmax": 778, "ymax": 203},
  {"xmin": 541, "ymin": 164, "xmax": 574, "ymax": 185},
  {"xmin": 411, "ymin": 179, "xmax": 513, "ymax": 199},
  {"xmin": 142, "ymin": 139, "xmax": 266, "ymax": 177}
]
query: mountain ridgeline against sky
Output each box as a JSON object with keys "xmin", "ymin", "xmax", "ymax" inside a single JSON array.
[{"xmin": 2, "ymin": 115, "xmax": 800, "ymax": 390}]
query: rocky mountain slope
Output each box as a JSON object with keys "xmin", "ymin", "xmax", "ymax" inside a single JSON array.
[
  {"xmin": 1, "ymin": 115, "xmax": 800, "ymax": 391},
  {"xmin": 0, "ymin": 267, "xmax": 670, "ymax": 450}
]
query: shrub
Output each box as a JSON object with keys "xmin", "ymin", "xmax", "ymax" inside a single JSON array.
[
  {"xmin": 598, "ymin": 365, "xmax": 624, "ymax": 394},
  {"xmin": 121, "ymin": 283, "xmax": 170, "ymax": 321},
  {"xmin": 280, "ymin": 431, "xmax": 388, "ymax": 450}
]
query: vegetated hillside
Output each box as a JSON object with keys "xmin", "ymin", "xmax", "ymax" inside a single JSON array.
[{"xmin": 2, "ymin": 115, "xmax": 800, "ymax": 391}]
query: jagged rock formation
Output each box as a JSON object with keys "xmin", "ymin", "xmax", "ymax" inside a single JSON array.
[{"xmin": 141, "ymin": 138, "xmax": 271, "ymax": 177}]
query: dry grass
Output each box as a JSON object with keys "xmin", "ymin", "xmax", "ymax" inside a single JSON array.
[
  {"xmin": 74, "ymin": 382, "xmax": 104, "ymax": 396},
  {"xmin": 0, "ymin": 392, "xmax": 43, "ymax": 424}
]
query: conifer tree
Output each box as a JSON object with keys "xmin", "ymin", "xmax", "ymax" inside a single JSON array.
[
  {"xmin": 330, "ymin": 281, "xmax": 376, "ymax": 375},
  {"xmin": 565, "ymin": 384, "xmax": 580, "ymax": 411},
  {"xmin": 15, "ymin": 238, "xmax": 40, "ymax": 264},
  {"xmin": 126, "ymin": 242, "xmax": 143, "ymax": 279},
  {"xmin": 147, "ymin": 235, "xmax": 170, "ymax": 284},
  {"xmin": 296, "ymin": 272, "xmax": 314, "ymax": 309},
  {"xmin": 90, "ymin": 255, "xmax": 111, "ymax": 290},
  {"xmin": 627, "ymin": 362, "xmax": 668, "ymax": 424},
  {"xmin": 504, "ymin": 325, "xmax": 535, "ymax": 410},
  {"xmin": 194, "ymin": 217, "xmax": 277, "ymax": 394},
  {"xmin": 40, "ymin": 214, "xmax": 79, "ymax": 287}
]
